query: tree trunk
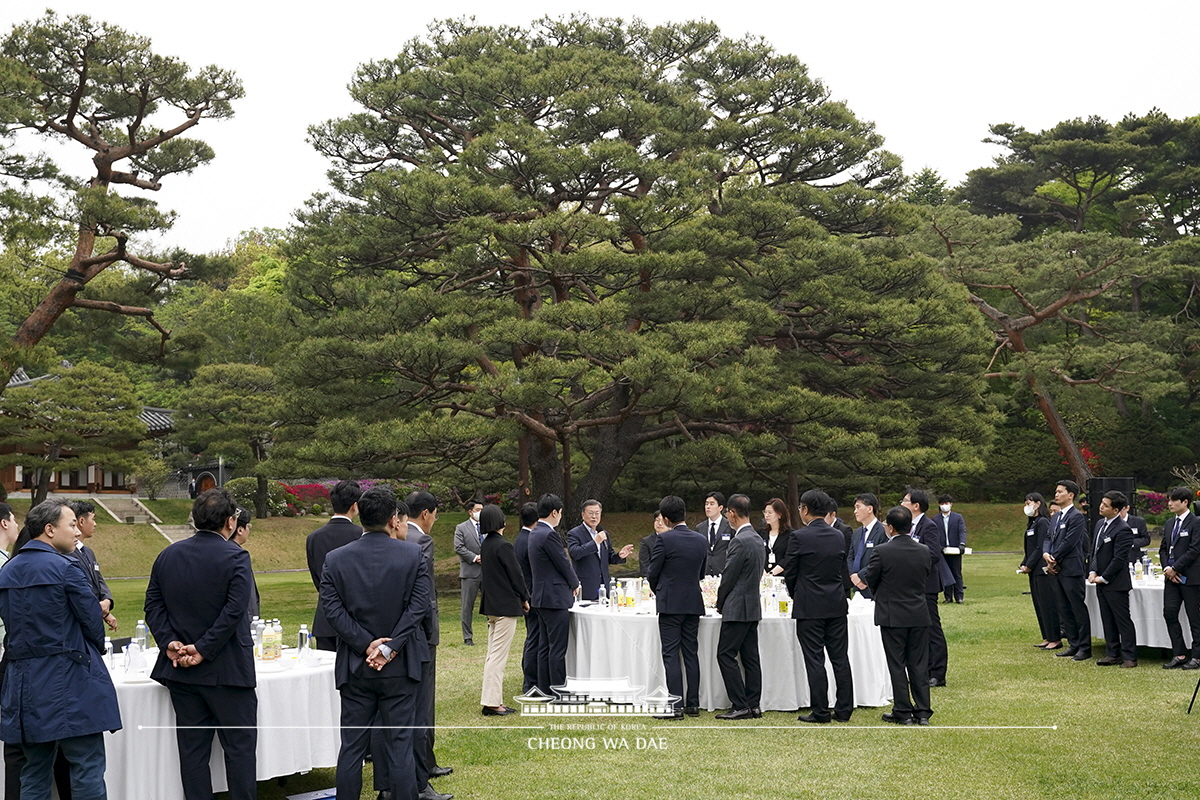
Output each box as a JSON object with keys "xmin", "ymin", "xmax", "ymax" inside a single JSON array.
[
  {"xmin": 1029, "ymin": 377, "xmax": 1093, "ymax": 484},
  {"xmin": 32, "ymin": 468, "xmax": 51, "ymax": 508},
  {"xmin": 255, "ymin": 474, "xmax": 269, "ymax": 519},
  {"xmin": 528, "ymin": 435, "xmax": 564, "ymax": 503}
]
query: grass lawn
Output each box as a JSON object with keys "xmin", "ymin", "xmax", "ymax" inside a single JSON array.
[{"xmin": 109, "ymin": 551, "xmax": 1200, "ymax": 800}]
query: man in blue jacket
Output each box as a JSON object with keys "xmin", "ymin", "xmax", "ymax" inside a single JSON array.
[{"xmin": 0, "ymin": 498, "xmax": 121, "ymax": 799}]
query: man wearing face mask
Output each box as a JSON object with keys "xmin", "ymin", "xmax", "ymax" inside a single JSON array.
[
  {"xmin": 936, "ymin": 495, "xmax": 967, "ymax": 604},
  {"xmin": 454, "ymin": 500, "xmax": 485, "ymax": 646}
]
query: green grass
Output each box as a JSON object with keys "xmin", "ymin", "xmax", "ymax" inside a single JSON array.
[
  {"xmin": 141, "ymin": 499, "xmax": 195, "ymax": 525},
  {"xmin": 105, "ymin": 552, "xmax": 1200, "ymax": 799}
]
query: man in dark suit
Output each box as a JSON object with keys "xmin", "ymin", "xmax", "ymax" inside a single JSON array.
[
  {"xmin": 513, "ymin": 502, "xmax": 541, "ymax": 693},
  {"xmin": 403, "ymin": 490, "xmax": 453, "ymax": 799},
  {"xmin": 935, "ymin": 494, "xmax": 967, "ymax": 603},
  {"xmin": 69, "ymin": 500, "xmax": 117, "ymax": 630},
  {"xmin": 1119, "ymin": 505, "xmax": 1150, "ymax": 562},
  {"xmin": 306, "ymin": 480, "xmax": 363, "ymax": 651},
  {"xmin": 848, "ymin": 493, "xmax": 887, "ymax": 600},
  {"xmin": 649, "ymin": 495, "xmax": 708, "ymax": 719},
  {"xmin": 902, "ymin": 488, "xmax": 954, "ymax": 686},
  {"xmin": 567, "ymin": 500, "xmax": 634, "ymax": 601},
  {"xmin": 854, "ymin": 505, "xmax": 934, "ymax": 725},
  {"xmin": 320, "ymin": 486, "xmax": 431, "ymax": 800},
  {"xmin": 453, "ymin": 499, "xmax": 484, "ymax": 645},
  {"xmin": 1088, "ymin": 491, "xmax": 1137, "ymax": 667},
  {"xmin": 144, "ymin": 488, "xmax": 257, "ymax": 800},
  {"xmin": 1044, "ymin": 479, "xmax": 1093, "ymax": 661},
  {"xmin": 825, "ymin": 502, "xmax": 855, "ymax": 596},
  {"xmin": 697, "ymin": 491, "xmax": 732, "ymax": 575},
  {"xmin": 714, "ymin": 494, "xmax": 766, "ymax": 720},
  {"xmin": 1161, "ymin": 486, "xmax": 1200, "ymax": 669},
  {"xmin": 528, "ymin": 494, "xmax": 579, "ymax": 695},
  {"xmin": 784, "ymin": 489, "xmax": 854, "ymax": 723}
]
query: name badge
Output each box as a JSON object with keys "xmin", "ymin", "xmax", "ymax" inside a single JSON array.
[
  {"xmin": 1183, "ymin": 532, "xmax": 1190, "ymax": 538},
  {"xmin": 721, "ymin": 533, "xmax": 731, "ymax": 540},
  {"xmin": 1026, "ymin": 530, "xmax": 1034, "ymax": 536},
  {"xmin": 1103, "ymin": 537, "xmax": 1112, "ymax": 544},
  {"xmin": 866, "ymin": 542, "xmax": 874, "ymax": 548},
  {"xmin": 1059, "ymin": 523, "xmax": 1066, "ymax": 530}
]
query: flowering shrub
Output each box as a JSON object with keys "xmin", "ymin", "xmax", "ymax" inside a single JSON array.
[
  {"xmin": 1136, "ymin": 490, "xmax": 1168, "ymax": 515},
  {"xmin": 288, "ymin": 483, "xmax": 331, "ymax": 505}
]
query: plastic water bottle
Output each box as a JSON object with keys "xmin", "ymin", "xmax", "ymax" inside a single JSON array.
[
  {"xmin": 297, "ymin": 624, "xmax": 311, "ymax": 664},
  {"xmin": 103, "ymin": 637, "xmax": 114, "ymax": 669},
  {"xmin": 768, "ymin": 590, "xmax": 778, "ymax": 618},
  {"xmin": 598, "ymin": 583, "xmax": 608, "ymax": 607},
  {"xmin": 134, "ymin": 620, "xmax": 148, "ymax": 650},
  {"xmin": 253, "ymin": 618, "xmax": 265, "ymax": 660},
  {"xmin": 273, "ymin": 620, "xmax": 284, "ymax": 659}
]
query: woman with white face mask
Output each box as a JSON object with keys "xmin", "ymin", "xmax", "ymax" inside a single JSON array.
[{"xmin": 1017, "ymin": 493, "xmax": 1060, "ymax": 649}]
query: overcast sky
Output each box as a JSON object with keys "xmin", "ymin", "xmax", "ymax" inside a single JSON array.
[{"xmin": 4, "ymin": 1, "xmax": 1198, "ymax": 254}]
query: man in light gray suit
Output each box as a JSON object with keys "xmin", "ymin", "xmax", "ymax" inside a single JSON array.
[
  {"xmin": 714, "ymin": 494, "xmax": 766, "ymax": 720},
  {"xmin": 453, "ymin": 499, "xmax": 484, "ymax": 646}
]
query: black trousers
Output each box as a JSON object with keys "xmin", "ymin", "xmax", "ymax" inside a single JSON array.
[
  {"xmin": 1097, "ymin": 585, "xmax": 1136, "ymax": 661},
  {"xmin": 534, "ymin": 607, "xmax": 570, "ymax": 695},
  {"xmin": 943, "ymin": 554, "xmax": 964, "ymax": 602},
  {"xmin": 795, "ymin": 616, "xmax": 853, "ymax": 720},
  {"xmin": 658, "ymin": 614, "xmax": 700, "ymax": 710},
  {"xmin": 1163, "ymin": 581, "xmax": 1200, "ymax": 658},
  {"xmin": 381, "ymin": 644, "xmax": 437, "ymax": 791},
  {"xmin": 925, "ymin": 594, "xmax": 948, "ymax": 681},
  {"xmin": 1051, "ymin": 573, "xmax": 1091, "ymax": 651},
  {"xmin": 339, "ymin": 675, "xmax": 420, "ymax": 800},
  {"xmin": 881, "ymin": 625, "xmax": 931, "ymax": 720},
  {"xmin": 716, "ymin": 620, "xmax": 761, "ymax": 711},
  {"xmin": 1029, "ymin": 571, "xmax": 1061, "ymax": 642},
  {"xmin": 164, "ymin": 682, "xmax": 258, "ymax": 800},
  {"xmin": 521, "ymin": 610, "xmax": 541, "ymax": 693}
]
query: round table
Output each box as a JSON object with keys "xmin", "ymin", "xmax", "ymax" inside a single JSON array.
[
  {"xmin": 566, "ymin": 600, "xmax": 891, "ymax": 712},
  {"xmin": 1085, "ymin": 579, "xmax": 1187, "ymax": 650}
]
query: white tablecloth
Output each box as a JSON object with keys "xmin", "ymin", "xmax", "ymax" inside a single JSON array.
[
  {"xmin": 1, "ymin": 651, "xmax": 340, "ymax": 800},
  {"xmin": 566, "ymin": 601, "xmax": 891, "ymax": 712},
  {"xmin": 1085, "ymin": 580, "xmax": 1188, "ymax": 650}
]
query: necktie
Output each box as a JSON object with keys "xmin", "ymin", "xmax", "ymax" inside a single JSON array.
[
  {"xmin": 1094, "ymin": 520, "xmax": 1107, "ymax": 556},
  {"xmin": 710, "ymin": 521, "xmax": 716, "ymax": 548}
]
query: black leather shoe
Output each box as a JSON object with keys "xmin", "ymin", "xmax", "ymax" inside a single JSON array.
[
  {"xmin": 797, "ymin": 713, "xmax": 831, "ymax": 723},
  {"xmin": 482, "ymin": 705, "xmax": 515, "ymax": 715},
  {"xmin": 1095, "ymin": 656, "xmax": 1120, "ymax": 666},
  {"xmin": 429, "ymin": 766, "xmax": 453, "ymax": 778},
  {"xmin": 1072, "ymin": 650, "xmax": 1093, "ymax": 661},
  {"xmin": 1055, "ymin": 647, "xmax": 1079, "ymax": 658},
  {"xmin": 1183, "ymin": 658, "xmax": 1200, "ymax": 670},
  {"xmin": 653, "ymin": 710, "xmax": 684, "ymax": 720},
  {"xmin": 881, "ymin": 712, "xmax": 914, "ymax": 725},
  {"xmin": 1043, "ymin": 642, "xmax": 1063, "ymax": 650},
  {"xmin": 833, "ymin": 714, "xmax": 852, "ymax": 723},
  {"xmin": 1164, "ymin": 655, "xmax": 1189, "ymax": 669},
  {"xmin": 418, "ymin": 789, "xmax": 453, "ymax": 800},
  {"xmin": 378, "ymin": 793, "xmax": 393, "ymax": 800},
  {"xmin": 684, "ymin": 706, "xmax": 700, "ymax": 717},
  {"xmin": 929, "ymin": 678, "xmax": 947, "ymax": 687},
  {"xmin": 750, "ymin": 707, "xmax": 763, "ymax": 718},
  {"xmin": 916, "ymin": 717, "xmax": 931, "ymax": 725},
  {"xmin": 715, "ymin": 708, "xmax": 753, "ymax": 720},
  {"xmin": 1120, "ymin": 660, "xmax": 1138, "ymax": 668}
]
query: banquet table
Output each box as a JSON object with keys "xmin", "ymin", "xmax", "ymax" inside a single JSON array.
[
  {"xmin": 566, "ymin": 599, "xmax": 891, "ymax": 712},
  {"xmin": 1085, "ymin": 579, "xmax": 1187, "ymax": 650},
  {"xmin": 0, "ymin": 650, "xmax": 340, "ymax": 800}
]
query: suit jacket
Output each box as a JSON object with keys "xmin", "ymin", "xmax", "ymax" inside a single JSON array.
[
  {"xmin": 73, "ymin": 542, "xmax": 113, "ymax": 609},
  {"xmin": 782, "ymin": 520, "xmax": 849, "ymax": 619},
  {"xmin": 847, "ymin": 520, "xmax": 887, "ymax": 597},
  {"xmin": 144, "ymin": 530, "xmax": 255, "ymax": 688},
  {"xmin": 406, "ymin": 522, "xmax": 440, "ymax": 646},
  {"xmin": 861, "ymin": 535, "xmax": 934, "ymax": 627},
  {"xmin": 480, "ymin": 532, "xmax": 529, "ymax": 617},
  {"xmin": 716, "ymin": 525, "xmax": 766, "ymax": 622},
  {"xmin": 454, "ymin": 519, "xmax": 483, "ymax": 580},
  {"xmin": 935, "ymin": 511, "xmax": 967, "ymax": 549},
  {"xmin": 1089, "ymin": 517, "xmax": 1133, "ymax": 591},
  {"xmin": 567, "ymin": 523, "xmax": 627, "ymax": 601},
  {"xmin": 1160, "ymin": 511, "xmax": 1200, "ymax": 580},
  {"xmin": 514, "ymin": 526, "xmax": 534, "ymax": 593},
  {"xmin": 912, "ymin": 513, "xmax": 954, "ymax": 592},
  {"xmin": 1021, "ymin": 517, "xmax": 1051, "ymax": 572},
  {"xmin": 831, "ymin": 518, "xmax": 855, "ymax": 591},
  {"xmin": 0, "ymin": 541, "xmax": 122, "ymax": 743},
  {"xmin": 1047, "ymin": 506, "xmax": 1088, "ymax": 578},
  {"xmin": 306, "ymin": 516, "xmax": 364, "ymax": 638},
  {"xmin": 648, "ymin": 524, "xmax": 707, "ymax": 615},
  {"xmin": 639, "ymin": 535, "xmax": 656, "ymax": 578},
  {"xmin": 529, "ymin": 521, "xmax": 579, "ymax": 610},
  {"xmin": 696, "ymin": 517, "xmax": 733, "ymax": 575},
  {"xmin": 319, "ymin": 531, "xmax": 431, "ymax": 687},
  {"xmin": 760, "ymin": 527, "xmax": 789, "ymax": 573},
  {"xmin": 1123, "ymin": 514, "xmax": 1150, "ymax": 557}
]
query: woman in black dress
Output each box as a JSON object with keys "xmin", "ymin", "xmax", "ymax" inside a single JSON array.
[
  {"xmin": 1018, "ymin": 492, "xmax": 1060, "ymax": 649},
  {"xmin": 478, "ymin": 504, "xmax": 529, "ymax": 715},
  {"xmin": 759, "ymin": 497, "xmax": 791, "ymax": 576}
]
